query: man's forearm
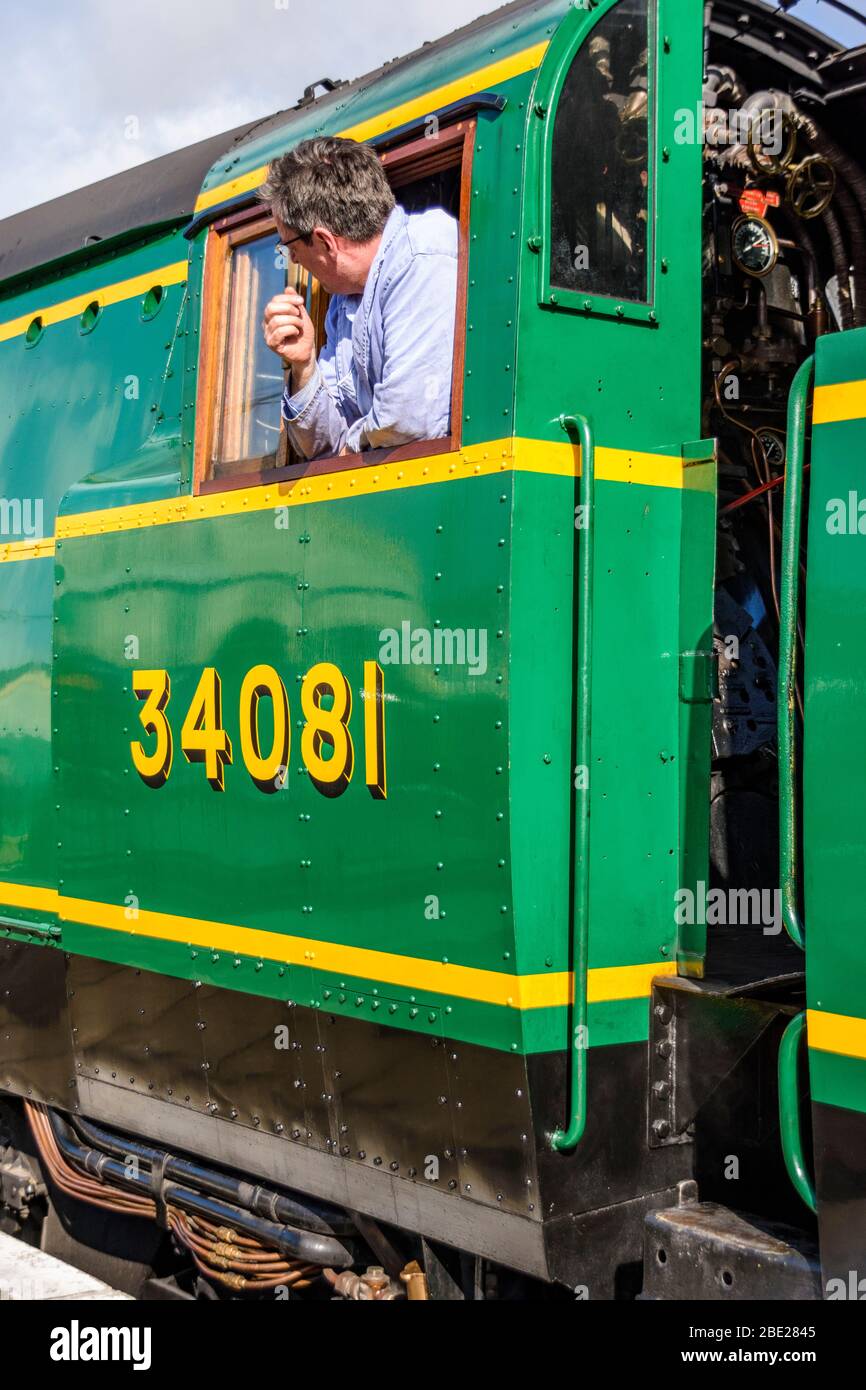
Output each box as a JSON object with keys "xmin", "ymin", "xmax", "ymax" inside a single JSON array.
[
  {"xmin": 291, "ymin": 354, "xmax": 318, "ymax": 395},
  {"xmin": 282, "ymin": 365, "xmax": 350, "ymax": 460}
]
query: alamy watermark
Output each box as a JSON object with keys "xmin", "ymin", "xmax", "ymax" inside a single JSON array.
[
  {"xmin": 378, "ymin": 622, "xmax": 487, "ymax": 676},
  {"xmin": 826, "ymin": 492, "xmax": 866, "ymax": 535},
  {"xmin": 675, "ymin": 880, "xmax": 781, "ymax": 936},
  {"xmin": 50, "ymin": 1321, "xmax": 151, "ymax": 1370},
  {"xmin": 826, "ymin": 1270, "xmax": 866, "ymax": 1300},
  {"xmin": 0, "ymin": 497, "xmax": 43, "ymax": 540},
  {"xmin": 674, "ymin": 104, "xmax": 784, "ymax": 155}
]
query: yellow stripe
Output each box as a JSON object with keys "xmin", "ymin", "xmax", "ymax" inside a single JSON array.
[
  {"xmin": 0, "ymin": 537, "xmax": 56, "ymax": 564},
  {"xmin": 0, "ymin": 882, "xmax": 60, "ymax": 914},
  {"xmin": 807, "ymin": 1008, "xmax": 866, "ymax": 1061},
  {"xmin": 194, "ymin": 42, "xmax": 549, "ymax": 215},
  {"xmin": 55, "ymin": 441, "xmax": 512, "ymax": 542},
  {"xmin": 0, "ymin": 438, "xmax": 696, "ymax": 565},
  {"xmin": 0, "ymin": 262, "xmax": 188, "ymax": 345},
  {"xmin": 515, "ymin": 437, "xmax": 711, "ymax": 491},
  {"xmin": 2, "ymin": 879, "xmax": 663, "ymax": 1012},
  {"xmin": 46, "ymin": 438, "xmax": 689, "ymax": 551},
  {"xmin": 587, "ymin": 961, "xmax": 672, "ymax": 1003},
  {"xmin": 813, "ymin": 379, "xmax": 866, "ymax": 427}
]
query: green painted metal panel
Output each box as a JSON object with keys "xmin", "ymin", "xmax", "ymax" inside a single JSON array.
[
  {"xmin": 52, "ymin": 472, "xmax": 547, "ymax": 1054},
  {"xmin": 511, "ymin": 0, "xmax": 715, "ymax": 1010},
  {"xmin": 809, "ymin": 1049, "xmax": 866, "ymax": 1117},
  {"xmin": 0, "ymin": 229, "xmax": 189, "ymax": 911},
  {"xmin": 0, "ymin": 1, "xmax": 714, "ymax": 1068},
  {"xmin": 805, "ymin": 327, "xmax": 866, "ymax": 1113}
]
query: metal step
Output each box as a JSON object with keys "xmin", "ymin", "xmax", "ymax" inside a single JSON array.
[{"xmin": 640, "ymin": 1200, "xmax": 821, "ymax": 1300}]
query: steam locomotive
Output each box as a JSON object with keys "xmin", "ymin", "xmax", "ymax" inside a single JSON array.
[{"xmin": 0, "ymin": 0, "xmax": 864, "ymax": 1299}]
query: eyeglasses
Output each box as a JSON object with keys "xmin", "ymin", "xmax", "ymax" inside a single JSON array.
[{"xmin": 275, "ymin": 231, "xmax": 312, "ymax": 256}]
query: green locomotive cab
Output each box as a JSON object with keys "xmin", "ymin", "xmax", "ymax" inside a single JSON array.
[{"xmin": 0, "ymin": 0, "xmax": 864, "ymax": 1299}]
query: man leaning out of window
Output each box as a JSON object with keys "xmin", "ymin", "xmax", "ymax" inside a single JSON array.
[{"xmin": 261, "ymin": 136, "xmax": 458, "ymax": 459}]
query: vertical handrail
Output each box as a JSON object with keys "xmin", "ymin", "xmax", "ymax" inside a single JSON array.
[
  {"xmin": 778, "ymin": 356, "xmax": 815, "ymax": 951},
  {"xmin": 551, "ymin": 413, "xmax": 594, "ymax": 1153},
  {"xmin": 778, "ymin": 1011, "xmax": 817, "ymax": 1213}
]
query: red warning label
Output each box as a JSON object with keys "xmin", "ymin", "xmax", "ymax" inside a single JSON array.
[{"xmin": 739, "ymin": 188, "xmax": 781, "ymax": 217}]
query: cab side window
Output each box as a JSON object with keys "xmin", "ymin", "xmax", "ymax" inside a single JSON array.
[
  {"xmin": 195, "ymin": 209, "xmax": 328, "ymax": 488},
  {"xmin": 549, "ymin": 0, "xmax": 654, "ymax": 305},
  {"xmin": 195, "ymin": 120, "xmax": 473, "ymax": 494}
]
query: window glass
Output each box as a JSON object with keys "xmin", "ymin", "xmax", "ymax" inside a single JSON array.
[
  {"xmin": 215, "ymin": 236, "xmax": 292, "ymax": 468},
  {"xmin": 550, "ymin": 0, "xmax": 653, "ymax": 303}
]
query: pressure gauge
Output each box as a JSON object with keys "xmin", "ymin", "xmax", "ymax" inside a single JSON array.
[
  {"xmin": 756, "ymin": 429, "xmax": 785, "ymax": 468},
  {"xmin": 731, "ymin": 215, "xmax": 779, "ymax": 278}
]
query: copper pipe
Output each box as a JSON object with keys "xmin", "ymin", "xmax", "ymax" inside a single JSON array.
[{"xmin": 25, "ymin": 1102, "xmax": 325, "ymax": 1291}]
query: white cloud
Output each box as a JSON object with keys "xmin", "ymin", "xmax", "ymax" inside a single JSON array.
[{"xmin": 0, "ymin": 0, "xmax": 500, "ymax": 219}]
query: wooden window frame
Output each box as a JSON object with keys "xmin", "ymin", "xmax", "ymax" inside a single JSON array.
[{"xmin": 194, "ymin": 118, "xmax": 475, "ymax": 497}]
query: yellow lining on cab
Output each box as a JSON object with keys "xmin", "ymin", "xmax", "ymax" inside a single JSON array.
[
  {"xmin": 0, "ymin": 877, "xmax": 670, "ymax": 1012},
  {"xmin": 0, "ymin": 437, "xmax": 706, "ymax": 564},
  {"xmin": 0, "ymin": 537, "xmax": 57, "ymax": 564},
  {"xmin": 51, "ymin": 439, "xmax": 697, "ymax": 543},
  {"xmin": 813, "ymin": 379, "xmax": 866, "ymax": 427},
  {"xmin": 807, "ymin": 1008, "xmax": 866, "ymax": 1061},
  {"xmin": 0, "ymin": 263, "xmax": 188, "ymax": 345},
  {"xmin": 193, "ymin": 41, "xmax": 550, "ymax": 215}
]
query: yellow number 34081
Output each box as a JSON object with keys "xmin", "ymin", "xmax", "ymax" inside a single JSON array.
[{"xmin": 130, "ymin": 661, "xmax": 386, "ymax": 799}]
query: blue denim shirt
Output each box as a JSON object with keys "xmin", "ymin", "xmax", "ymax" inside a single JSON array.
[{"xmin": 282, "ymin": 204, "xmax": 458, "ymax": 458}]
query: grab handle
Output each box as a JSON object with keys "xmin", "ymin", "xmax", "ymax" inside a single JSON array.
[
  {"xmin": 551, "ymin": 413, "xmax": 594, "ymax": 1153},
  {"xmin": 778, "ymin": 356, "xmax": 814, "ymax": 951},
  {"xmin": 778, "ymin": 1011, "xmax": 817, "ymax": 1213}
]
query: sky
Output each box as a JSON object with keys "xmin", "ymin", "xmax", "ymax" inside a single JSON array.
[
  {"xmin": 0, "ymin": 0, "xmax": 864, "ymax": 222},
  {"xmin": 788, "ymin": 0, "xmax": 866, "ymax": 43}
]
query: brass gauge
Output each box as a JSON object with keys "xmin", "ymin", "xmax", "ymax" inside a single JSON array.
[
  {"xmin": 756, "ymin": 429, "xmax": 786, "ymax": 468},
  {"xmin": 731, "ymin": 215, "xmax": 779, "ymax": 278}
]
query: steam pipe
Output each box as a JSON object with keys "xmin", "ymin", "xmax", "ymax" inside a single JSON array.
[
  {"xmin": 820, "ymin": 205, "xmax": 855, "ymax": 331},
  {"xmin": 69, "ymin": 1111, "xmax": 354, "ymax": 1239},
  {"xmin": 46, "ymin": 1108, "xmax": 354, "ymax": 1267},
  {"xmin": 794, "ymin": 105, "xmax": 866, "ymax": 327}
]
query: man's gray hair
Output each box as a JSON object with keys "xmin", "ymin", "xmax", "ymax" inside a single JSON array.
[{"xmin": 259, "ymin": 137, "xmax": 396, "ymax": 242}]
